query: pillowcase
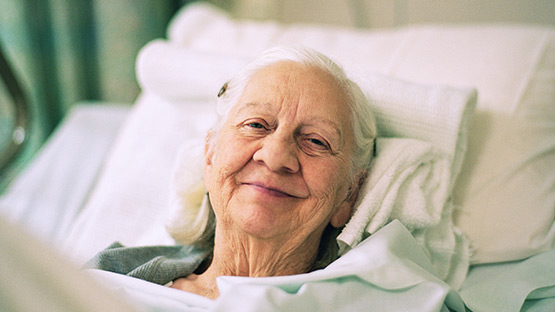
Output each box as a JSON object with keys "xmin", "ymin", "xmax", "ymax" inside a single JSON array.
[{"xmin": 449, "ymin": 32, "xmax": 555, "ymax": 262}]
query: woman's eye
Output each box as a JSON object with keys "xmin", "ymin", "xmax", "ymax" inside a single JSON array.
[
  {"xmin": 246, "ymin": 122, "xmax": 266, "ymax": 129},
  {"xmin": 309, "ymin": 138, "xmax": 326, "ymax": 147},
  {"xmin": 303, "ymin": 136, "xmax": 331, "ymax": 153},
  {"xmin": 241, "ymin": 120, "xmax": 272, "ymax": 132}
]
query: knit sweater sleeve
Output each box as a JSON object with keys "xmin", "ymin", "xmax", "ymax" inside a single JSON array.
[{"xmin": 84, "ymin": 242, "xmax": 210, "ymax": 285}]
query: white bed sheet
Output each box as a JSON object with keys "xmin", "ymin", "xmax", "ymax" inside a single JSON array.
[
  {"xmin": 460, "ymin": 249, "xmax": 555, "ymax": 312},
  {"xmin": 0, "ymin": 103, "xmax": 129, "ymax": 247}
]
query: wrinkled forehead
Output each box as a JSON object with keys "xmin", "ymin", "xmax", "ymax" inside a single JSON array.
[
  {"xmin": 247, "ymin": 61, "xmax": 345, "ymax": 98},
  {"xmin": 235, "ymin": 61, "xmax": 352, "ymax": 125}
]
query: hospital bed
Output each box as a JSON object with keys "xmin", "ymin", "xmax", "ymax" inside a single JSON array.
[
  {"xmin": 0, "ymin": 41, "xmax": 29, "ymax": 184},
  {"xmin": 1, "ymin": 2, "xmax": 554, "ymax": 311}
]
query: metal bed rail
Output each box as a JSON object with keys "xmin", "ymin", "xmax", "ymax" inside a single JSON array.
[{"xmin": 0, "ymin": 41, "xmax": 30, "ymax": 177}]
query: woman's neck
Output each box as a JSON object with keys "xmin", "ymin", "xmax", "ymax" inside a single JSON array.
[{"xmin": 197, "ymin": 225, "xmax": 322, "ymax": 297}]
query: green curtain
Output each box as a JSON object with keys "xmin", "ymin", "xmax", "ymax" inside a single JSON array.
[{"xmin": 0, "ymin": 0, "xmax": 187, "ymax": 189}]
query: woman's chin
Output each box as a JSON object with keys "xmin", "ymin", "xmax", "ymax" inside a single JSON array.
[{"xmin": 235, "ymin": 211, "xmax": 286, "ymax": 240}]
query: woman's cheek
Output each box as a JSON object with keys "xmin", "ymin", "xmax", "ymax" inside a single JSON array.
[
  {"xmin": 307, "ymin": 160, "xmax": 349, "ymax": 203},
  {"xmin": 210, "ymin": 134, "xmax": 258, "ymax": 199}
]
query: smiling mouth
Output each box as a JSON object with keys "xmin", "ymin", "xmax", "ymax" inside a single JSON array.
[{"xmin": 243, "ymin": 182, "xmax": 303, "ymax": 199}]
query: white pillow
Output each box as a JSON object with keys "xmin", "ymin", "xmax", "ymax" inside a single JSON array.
[
  {"xmin": 165, "ymin": 3, "xmax": 555, "ymax": 264},
  {"xmin": 450, "ymin": 32, "xmax": 555, "ymax": 263},
  {"xmin": 62, "ymin": 94, "xmax": 217, "ymax": 263},
  {"xmin": 136, "ymin": 40, "xmax": 246, "ymax": 101}
]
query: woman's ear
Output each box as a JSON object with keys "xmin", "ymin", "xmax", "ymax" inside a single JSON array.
[
  {"xmin": 330, "ymin": 201, "xmax": 351, "ymax": 228},
  {"xmin": 330, "ymin": 171, "xmax": 367, "ymax": 228}
]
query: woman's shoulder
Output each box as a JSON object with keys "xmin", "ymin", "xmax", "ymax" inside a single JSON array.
[{"xmin": 84, "ymin": 242, "xmax": 211, "ymax": 285}]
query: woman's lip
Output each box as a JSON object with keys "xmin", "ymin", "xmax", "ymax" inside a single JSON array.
[{"xmin": 243, "ymin": 182, "xmax": 306, "ymax": 199}]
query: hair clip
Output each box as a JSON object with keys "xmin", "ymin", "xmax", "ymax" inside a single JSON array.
[{"xmin": 218, "ymin": 82, "xmax": 228, "ymax": 97}]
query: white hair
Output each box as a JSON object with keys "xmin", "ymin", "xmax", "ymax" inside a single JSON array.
[{"xmin": 210, "ymin": 45, "xmax": 377, "ymax": 184}]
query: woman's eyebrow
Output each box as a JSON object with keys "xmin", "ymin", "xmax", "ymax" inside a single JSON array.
[{"xmin": 236, "ymin": 102, "xmax": 276, "ymax": 115}]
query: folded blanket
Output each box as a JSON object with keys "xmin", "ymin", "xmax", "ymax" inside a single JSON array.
[
  {"xmin": 338, "ymin": 137, "xmax": 469, "ymax": 288},
  {"xmin": 338, "ymin": 138, "xmax": 449, "ymax": 246}
]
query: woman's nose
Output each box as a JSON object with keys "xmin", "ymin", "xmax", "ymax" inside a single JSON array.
[{"xmin": 253, "ymin": 134, "xmax": 300, "ymax": 174}]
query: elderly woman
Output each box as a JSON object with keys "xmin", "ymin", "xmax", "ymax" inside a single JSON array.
[{"xmin": 88, "ymin": 46, "xmax": 377, "ymax": 299}]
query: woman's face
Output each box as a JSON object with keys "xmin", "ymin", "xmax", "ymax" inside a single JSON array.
[{"xmin": 204, "ymin": 61, "xmax": 356, "ymax": 244}]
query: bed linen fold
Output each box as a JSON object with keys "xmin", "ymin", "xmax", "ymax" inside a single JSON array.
[
  {"xmin": 87, "ymin": 220, "xmax": 466, "ymax": 312},
  {"xmin": 460, "ymin": 248, "xmax": 555, "ymax": 312}
]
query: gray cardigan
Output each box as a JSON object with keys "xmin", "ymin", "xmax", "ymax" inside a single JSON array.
[{"xmin": 85, "ymin": 242, "xmax": 211, "ymax": 285}]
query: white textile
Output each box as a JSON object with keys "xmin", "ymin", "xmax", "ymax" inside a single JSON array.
[
  {"xmin": 338, "ymin": 138, "xmax": 469, "ymax": 289},
  {"xmin": 0, "ymin": 104, "xmax": 129, "ymax": 246},
  {"xmin": 339, "ymin": 138, "xmax": 450, "ymax": 247},
  {"xmin": 0, "ymin": 216, "xmax": 136, "ymax": 312}
]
